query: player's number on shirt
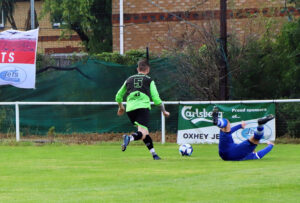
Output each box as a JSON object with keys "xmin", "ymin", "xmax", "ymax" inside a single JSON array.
[{"xmin": 134, "ymin": 78, "xmax": 143, "ymax": 88}]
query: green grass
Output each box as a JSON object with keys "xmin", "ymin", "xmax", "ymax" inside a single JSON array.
[{"xmin": 0, "ymin": 143, "xmax": 300, "ymax": 202}]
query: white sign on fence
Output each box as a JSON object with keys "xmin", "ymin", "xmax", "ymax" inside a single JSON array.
[
  {"xmin": 0, "ymin": 28, "xmax": 39, "ymax": 89},
  {"xmin": 177, "ymin": 103, "xmax": 276, "ymax": 144}
]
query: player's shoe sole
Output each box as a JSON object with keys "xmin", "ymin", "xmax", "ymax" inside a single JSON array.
[
  {"xmin": 212, "ymin": 106, "xmax": 219, "ymax": 125},
  {"xmin": 153, "ymin": 154, "xmax": 161, "ymax": 160},
  {"xmin": 258, "ymin": 114, "xmax": 275, "ymax": 125},
  {"xmin": 121, "ymin": 134, "xmax": 130, "ymax": 152}
]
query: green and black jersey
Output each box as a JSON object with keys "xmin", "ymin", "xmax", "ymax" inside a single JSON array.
[{"xmin": 115, "ymin": 73, "xmax": 162, "ymax": 112}]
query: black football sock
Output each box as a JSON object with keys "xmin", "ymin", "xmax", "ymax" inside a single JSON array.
[
  {"xmin": 143, "ymin": 135, "xmax": 154, "ymax": 152},
  {"xmin": 131, "ymin": 131, "xmax": 143, "ymax": 141}
]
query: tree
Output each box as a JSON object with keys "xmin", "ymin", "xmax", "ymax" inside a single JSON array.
[
  {"xmin": 232, "ymin": 18, "xmax": 300, "ymax": 99},
  {"xmin": 159, "ymin": 21, "xmax": 229, "ymax": 101},
  {"xmin": 288, "ymin": 0, "xmax": 300, "ymax": 8},
  {"xmin": 41, "ymin": 0, "xmax": 112, "ymax": 53},
  {"xmin": 0, "ymin": 0, "xmax": 17, "ymax": 29}
]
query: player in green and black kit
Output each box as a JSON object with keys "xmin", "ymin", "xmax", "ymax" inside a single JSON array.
[{"xmin": 115, "ymin": 59, "xmax": 170, "ymax": 160}]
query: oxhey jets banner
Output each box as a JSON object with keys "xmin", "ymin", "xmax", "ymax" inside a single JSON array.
[
  {"xmin": 0, "ymin": 28, "xmax": 39, "ymax": 89},
  {"xmin": 177, "ymin": 103, "xmax": 276, "ymax": 144}
]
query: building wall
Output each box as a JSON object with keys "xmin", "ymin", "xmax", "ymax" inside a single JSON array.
[
  {"xmin": 112, "ymin": 0, "xmax": 299, "ymax": 53},
  {"xmin": 1, "ymin": 1, "xmax": 83, "ymax": 54}
]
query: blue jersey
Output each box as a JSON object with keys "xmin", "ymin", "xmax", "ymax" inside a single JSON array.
[{"xmin": 218, "ymin": 124, "xmax": 242, "ymax": 159}]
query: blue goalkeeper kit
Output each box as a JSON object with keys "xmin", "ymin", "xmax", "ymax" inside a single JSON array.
[{"xmin": 218, "ymin": 124, "xmax": 273, "ymax": 161}]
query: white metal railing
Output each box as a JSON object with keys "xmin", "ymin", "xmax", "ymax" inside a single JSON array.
[{"xmin": 1, "ymin": 99, "xmax": 300, "ymax": 142}]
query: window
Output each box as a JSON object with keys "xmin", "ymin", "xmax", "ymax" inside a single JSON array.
[
  {"xmin": 52, "ymin": 21, "xmax": 67, "ymax": 29},
  {"xmin": 52, "ymin": 15, "xmax": 66, "ymax": 29},
  {"xmin": 52, "ymin": 22, "xmax": 61, "ymax": 29},
  {"xmin": 0, "ymin": 10, "xmax": 4, "ymax": 28}
]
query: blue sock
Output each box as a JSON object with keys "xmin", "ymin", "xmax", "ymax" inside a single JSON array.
[
  {"xmin": 257, "ymin": 144, "xmax": 274, "ymax": 159},
  {"xmin": 254, "ymin": 126, "xmax": 264, "ymax": 140},
  {"xmin": 217, "ymin": 118, "xmax": 228, "ymax": 128}
]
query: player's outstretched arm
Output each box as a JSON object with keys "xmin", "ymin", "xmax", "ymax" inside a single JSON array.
[{"xmin": 231, "ymin": 121, "xmax": 246, "ymax": 133}]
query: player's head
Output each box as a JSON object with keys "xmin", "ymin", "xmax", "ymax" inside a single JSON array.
[{"xmin": 137, "ymin": 59, "xmax": 150, "ymax": 74}]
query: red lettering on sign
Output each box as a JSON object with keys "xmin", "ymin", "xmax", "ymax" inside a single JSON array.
[{"xmin": 0, "ymin": 51, "xmax": 35, "ymax": 64}]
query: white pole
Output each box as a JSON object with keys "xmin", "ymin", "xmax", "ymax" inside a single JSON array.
[
  {"xmin": 15, "ymin": 103, "xmax": 20, "ymax": 142},
  {"xmin": 30, "ymin": 0, "xmax": 35, "ymax": 29},
  {"xmin": 161, "ymin": 111, "xmax": 165, "ymax": 144},
  {"xmin": 119, "ymin": 0, "xmax": 124, "ymax": 55}
]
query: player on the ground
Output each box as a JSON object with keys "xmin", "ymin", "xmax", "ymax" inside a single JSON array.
[
  {"xmin": 115, "ymin": 59, "xmax": 170, "ymax": 160},
  {"xmin": 212, "ymin": 107, "xmax": 274, "ymax": 161}
]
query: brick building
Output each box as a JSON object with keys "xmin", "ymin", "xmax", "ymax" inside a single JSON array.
[
  {"xmin": 0, "ymin": 0, "xmax": 83, "ymax": 54},
  {"xmin": 112, "ymin": 0, "xmax": 299, "ymax": 53}
]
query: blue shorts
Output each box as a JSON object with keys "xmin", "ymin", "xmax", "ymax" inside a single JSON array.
[{"xmin": 219, "ymin": 140, "xmax": 257, "ymax": 161}]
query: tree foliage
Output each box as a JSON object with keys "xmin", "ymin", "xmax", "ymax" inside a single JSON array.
[
  {"xmin": 232, "ymin": 18, "xmax": 300, "ymax": 99},
  {"xmin": 288, "ymin": 0, "xmax": 300, "ymax": 8},
  {"xmin": 41, "ymin": 0, "xmax": 112, "ymax": 53},
  {"xmin": 158, "ymin": 21, "xmax": 244, "ymax": 100},
  {"xmin": 92, "ymin": 50, "xmax": 153, "ymax": 65}
]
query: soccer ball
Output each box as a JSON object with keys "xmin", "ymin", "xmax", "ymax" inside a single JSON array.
[{"xmin": 179, "ymin": 144, "xmax": 193, "ymax": 156}]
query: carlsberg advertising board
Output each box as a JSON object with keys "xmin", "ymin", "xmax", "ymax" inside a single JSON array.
[{"xmin": 177, "ymin": 103, "xmax": 276, "ymax": 144}]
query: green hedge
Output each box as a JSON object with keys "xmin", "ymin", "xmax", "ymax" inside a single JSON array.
[{"xmin": 91, "ymin": 49, "xmax": 157, "ymax": 65}]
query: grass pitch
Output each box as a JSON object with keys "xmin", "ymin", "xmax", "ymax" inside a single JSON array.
[{"xmin": 0, "ymin": 143, "xmax": 299, "ymax": 202}]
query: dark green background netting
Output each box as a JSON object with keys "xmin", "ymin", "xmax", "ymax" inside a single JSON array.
[{"xmin": 0, "ymin": 58, "xmax": 179, "ymax": 135}]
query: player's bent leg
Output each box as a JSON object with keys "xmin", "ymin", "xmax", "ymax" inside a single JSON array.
[
  {"xmin": 241, "ymin": 142, "xmax": 274, "ymax": 160},
  {"xmin": 240, "ymin": 152, "xmax": 260, "ymax": 160},
  {"xmin": 251, "ymin": 115, "xmax": 275, "ymax": 144},
  {"xmin": 257, "ymin": 142, "xmax": 274, "ymax": 159}
]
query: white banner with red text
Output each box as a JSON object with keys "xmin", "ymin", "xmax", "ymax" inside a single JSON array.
[{"xmin": 0, "ymin": 28, "xmax": 39, "ymax": 88}]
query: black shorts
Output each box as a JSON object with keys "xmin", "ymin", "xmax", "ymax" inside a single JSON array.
[{"xmin": 127, "ymin": 108, "xmax": 150, "ymax": 129}]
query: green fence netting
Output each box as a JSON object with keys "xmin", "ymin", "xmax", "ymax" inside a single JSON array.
[{"xmin": 0, "ymin": 58, "xmax": 179, "ymax": 135}]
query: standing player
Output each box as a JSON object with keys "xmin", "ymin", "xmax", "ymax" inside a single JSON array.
[
  {"xmin": 115, "ymin": 59, "xmax": 170, "ymax": 160},
  {"xmin": 212, "ymin": 107, "xmax": 275, "ymax": 161}
]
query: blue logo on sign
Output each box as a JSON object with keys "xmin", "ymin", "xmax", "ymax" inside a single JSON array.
[
  {"xmin": 241, "ymin": 124, "xmax": 272, "ymax": 140},
  {"xmin": 241, "ymin": 127, "xmax": 257, "ymax": 139},
  {"xmin": 0, "ymin": 70, "xmax": 20, "ymax": 82},
  {"xmin": 0, "ymin": 67, "xmax": 27, "ymax": 84}
]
